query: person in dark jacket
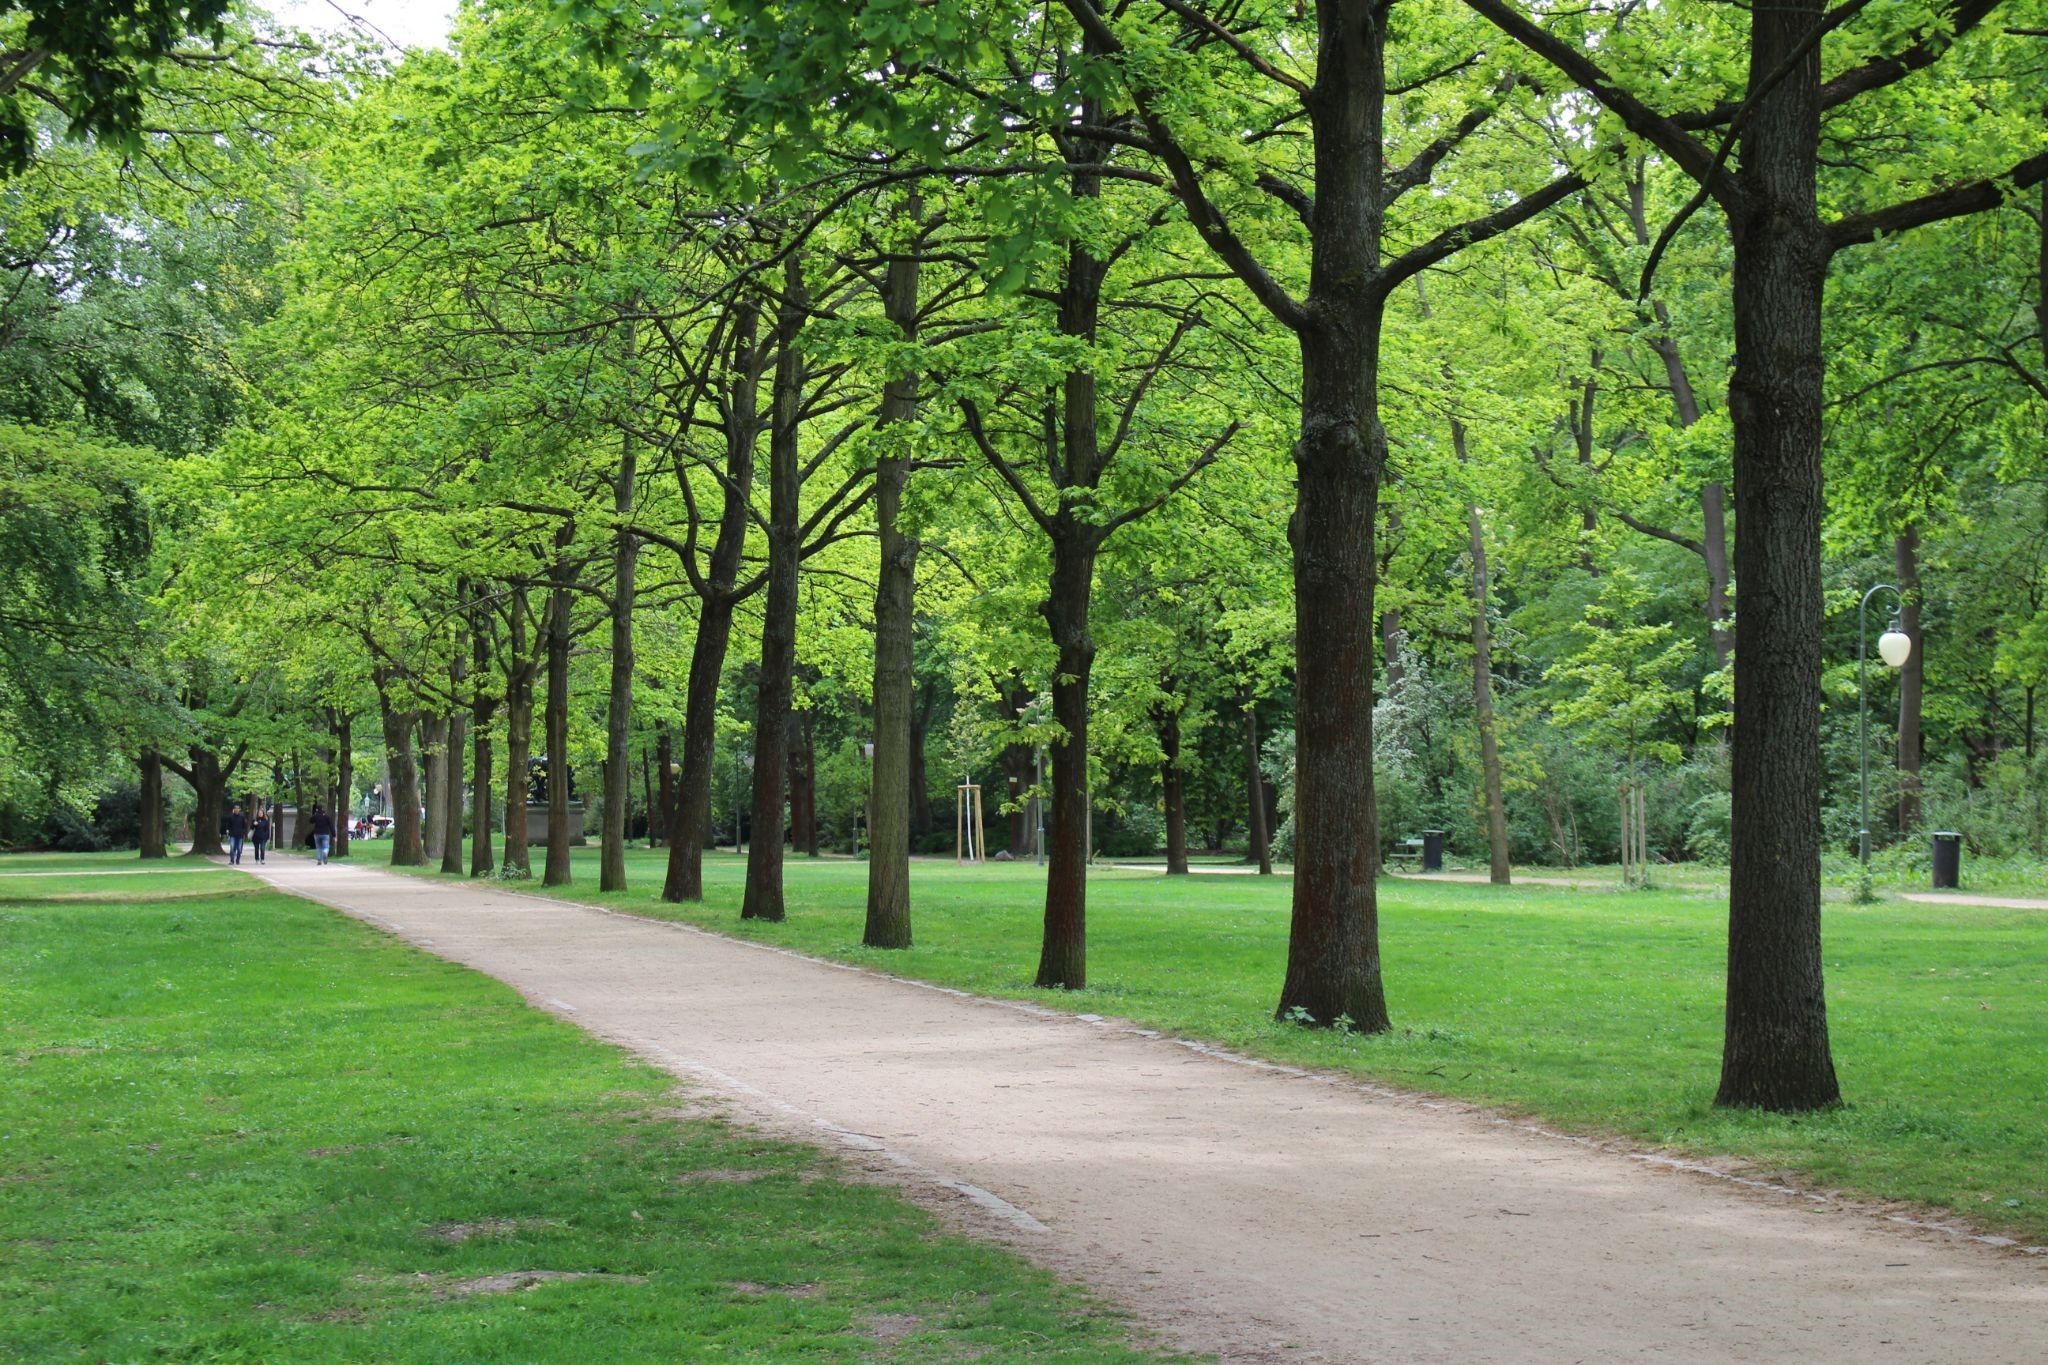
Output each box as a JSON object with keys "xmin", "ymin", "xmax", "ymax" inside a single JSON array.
[
  {"xmin": 308, "ymin": 803, "xmax": 334, "ymax": 865},
  {"xmin": 224, "ymin": 804, "xmax": 249, "ymax": 865},
  {"xmin": 250, "ymin": 810, "xmax": 271, "ymax": 864}
]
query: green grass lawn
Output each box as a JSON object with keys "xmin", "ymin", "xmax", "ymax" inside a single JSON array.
[
  {"xmin": 0, "ymin": 856, "xmax": 1184, "ymax": 1363},
  {"xmin": 433, "ymin": 844, "xmax": 2048, "ymax": 1247}
]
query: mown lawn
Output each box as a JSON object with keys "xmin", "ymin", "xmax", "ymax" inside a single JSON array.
[
  {"xmin": 0, "ymin": 856, "xmax": 1184, "ymax": 1363},
  {"xmin": 458, "ymin": 845, "xmax": 2048, "ymax": 1247}
]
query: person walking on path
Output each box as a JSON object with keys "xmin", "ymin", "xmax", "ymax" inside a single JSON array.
[
  {"xmin": 307, "ymin": 802, "xmax": 334, "ymax": 865},
  {"xmin": 224, "ymin": 804, "xmax": 249, "ymax": 866},
  {"xmin": 250, "ymin": 809, "xmax": 271, "ymax": 864}
]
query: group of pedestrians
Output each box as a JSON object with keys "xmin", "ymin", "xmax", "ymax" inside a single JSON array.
[
  {"xmin": 222, "ymin": 801, "xmax": 336, "ymax": 865},
  {"xmin": 222, "ymin": 805, "xmax": 271, "ymax": 865}
]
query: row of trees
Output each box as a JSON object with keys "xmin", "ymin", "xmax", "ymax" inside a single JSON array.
[{"xmin": 2, "ymin": 0, "xmax": 2043, "ymax": 1113}]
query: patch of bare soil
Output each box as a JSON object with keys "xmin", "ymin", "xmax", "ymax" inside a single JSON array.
[{"xmin": 439, "ymin": 1270, "xmax": 646, "ymax": 1298}]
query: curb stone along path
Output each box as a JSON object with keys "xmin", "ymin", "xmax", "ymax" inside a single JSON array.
[{"xmin": 246, "ymin": 857, "xmax": 2048, "ymax": 1364}]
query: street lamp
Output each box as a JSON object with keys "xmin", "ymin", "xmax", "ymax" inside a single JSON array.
[{"xmin": 1858, "ymin": 583, "xmax": 1914, "ymax": 902}]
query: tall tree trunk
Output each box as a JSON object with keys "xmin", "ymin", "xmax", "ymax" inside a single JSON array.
[
  {"xmin": 422, "ymin": 714, "xmax": 448, "ymax": 863},
  {"xmin": 185, "ymin": 748, "xmax": 226, "ymax": 858},
  {"xmin": 1276, "ymin": 2, "xmax": 1392, "ymax": 1032},
  {"xmin": 1715, "ymin": 0, "xmax": 1839, "ymax": 1111},
  {"xmin": 1380, "ymin": 505, "xmax": 1406, "ymax": 695},
  {"xmin": 470, "ymin": 615, "xmax": 496, "ymax": 877},
  {"xmin": 1894, "ymin": 524, "xmax": 1923, "ymax": 833},
  {"xmin": 654, "ymin": 727, "xmax": 674, "ymax": 848},
  {"xmin": 663, "ymin": 302, "xmax": 761, "ymax": 903},
  {"xmin": 332, "ymin": 711, "xmax": 352, "ymax": 859},
  {"xmin": 138, "ymin": 749, "xmax": 167, "ymax": 858},
  {"xmin": 1159, "ymin": 692, "xmax": 1189, "ymax": 874},
  {"xmin": 1037, "ymin": 535, "xmax": 1098, "ymax": 988},
  {"xmin": 1245, "ymin": 703, "xmax": 1272, "ymax": 875},
  {"xmin": 867, "ymin": 202, "xmax": 923, "ymax": 947},
  {"xmin": 1702, "ymin": 481, "xmax": 1734, "ymax": 671},
  {"xmin": 603, "ymin": 425, "xmax": 639, "ymax": 893},
  {"xmin": 544, "ymin": 537, "xmax": 575, "ymax": 887},
  {"xmin": 1459, "ymin": 423, "xmax": 1511, "ymax": 886},
  {"xmin": 502, "ymin": 586, "xmax": 536, "ymax": 878},
  {"xmin": 790, "ymin": 710, "xmax": 818, "ymax": 857},
  {"xmin": 375, "ymin": 666, "xmax": 425, "ymax": 867},
  {"xmin": 441, "ymin": 628, "xmax": 467, "ymax": 876},
  {"xmin": 664, "ymin": 597, "xmax": 736, "ymax": 900},
  {"xmin": 743, "ymin": 260, "xmax": 809, "ymax": 924},
  {"xmin": 1571, "ymin": 355, "xmax": 1601, "ymax": 568}
]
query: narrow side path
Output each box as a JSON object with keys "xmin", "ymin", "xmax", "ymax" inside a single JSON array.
[{"xmin": 246, "ymin": 857, "xmax": 2048, "ymax": 1364}]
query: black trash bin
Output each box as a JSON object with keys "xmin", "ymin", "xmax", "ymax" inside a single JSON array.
[
  {"xmin": 1930, "ymin": 831, "xmax": 1962, "ymax": 890},
  {"xmin": 1422, "ymin": 829, "xmax": 1446, "ymax": 873}
]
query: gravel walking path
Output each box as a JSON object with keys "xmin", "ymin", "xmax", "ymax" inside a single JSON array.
[{"xmin": 247, "ymin": 856, "xmax": 2048, "ymax": 1363}]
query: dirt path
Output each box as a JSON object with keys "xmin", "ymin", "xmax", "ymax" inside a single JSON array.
[{"xmin": 245, "ymin": 858, "xmax": 2048, "ymax": 1363}]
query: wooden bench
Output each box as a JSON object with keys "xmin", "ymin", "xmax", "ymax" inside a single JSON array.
[{"xmin": 1385, "ymin": 837, "xmax": 1425, "ymax": 870}]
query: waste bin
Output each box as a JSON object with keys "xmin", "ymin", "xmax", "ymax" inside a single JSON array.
[
  {"xmin": 1422, "ymin": 829, "xmax": 1445, "ymax": 873},
  {"xmin": 1930, "ymin": 831, "xmax": 1961, "ymax": 889}
]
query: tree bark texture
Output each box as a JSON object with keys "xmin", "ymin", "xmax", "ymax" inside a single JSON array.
[
  {"xmin": 544, "ymin": 538, "xmax": 575, "ymax": 887},
  {"xmin": 789, "ymin": 710, "xmax": 818, "ymax": 856},
  {"xmin": 1276, "ymin": 0, "xmax": 1391, "ymax": 1031},
  {"xmin": 374, "ymin": 666, "xmax": 425, "ymax": 868},
  {"xmin": 181, "ymin": 747, "xmax": 228, "ymax": 858},
  {"xmin": 1037, "ymin": 536, "xmax": 1098, "ymax": 988},
  {"xmin": 422, "ymin": 714, "xmax": 447, "ymax": 864},
  {"xmin": 866, "ymin": 211, "xmax": 923, "ymax": 949},
  {"xmin": 502, "ymin": 585, "xmax": 536, "ymax": 877},
  {"xmin": 654, "ymin": 727, "xmax": 674, "ymax": 848},
  {"xmin": 743, "ymin": 261, "xmax": 810, "ymax": 924},
  {"xmin": 1455, "ymin": 421, "xmax": 1512, "ymax": 888},
  {"xmin": 1245, "ymin": 704, "xmax": 1272, "ymax": 875},
  {"xmin": 331, "ymin": 711, "xmax": 352, "ymax": 859},
  {"xmin": 603, "ymin": 425, "xmax": 639, "ymax": 893},
  {"xmin": 1160, "ymin": 693, "xmax": 1189, "ymax": 874},
  {"xmin": 441, "ymin": 627, "xmax": 467, "ymax": 876},
  {"xmin": 663, "ymin": 301, "xmax": 762, "ymax": 903},
  {"xmin": 470, "ymin": 616, "xmax": 496, "ymax": 877},
  {"xmin": 138, "ymin": 749, "xmax": 166, "ymax": 858},
  {"xmin": 1716, "ymin": 0, "xmax": 1840, "ymax": 1111}
]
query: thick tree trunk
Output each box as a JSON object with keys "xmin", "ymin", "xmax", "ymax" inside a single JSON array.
[
  {"xmin": 422, "ymin": 714, "xmax": 448, "ymax": 863},
  {"xmin": 185, "ymin": 748, "xmax": 227, "ymax": 858},
  {"xmin": 375, "ymin": 667, "xmax": 425, "ymax": 867},
  {"xmin": 544, "ymin": 541, "xmax": 574, "ymax": 887},
  {"xmin": 663, "ymin": 302, "xmax": 761, "ymax": 903},
  {"xmin": 1715, "ymin": 0, "xmax": 1839, "ymax": 1111},
  {"xmin": 653, "ymin": 727, "xmax": 674, "ymax": 849},
  {"xmin": 1463, "ymin": 465, "xmax": 1512, "ymax": 886},
  {"xmin": 440, "ymin": 628, "xmax": 467, "ymax": 876},
  {"xmin": 1160, "ymin": 694, "xmax": 1189, "ymax": 874},
  {"xmin": 663, "ymin": 597, "xmax": 737, "ymax": 900},
  {"xmin": 1245, "ymin": 704, "xmax": 1272, "ymax": 874},
  {"xmin": 1037, "ymin": 538, "xmax": 1098, "ymax": 989},
  {"xmin": 743, "ymin": 262, "xmax": 809, "ymax": 924},
  {"xmin": 502, "ymin": 586, "xmax": 536, "ymax": 878},
  {"xmin": 332, "ymin": 712, "xmax": 352, "ymax": 859},
  {"xmin": 866, "ymin": 221, "xmax": 922, "ymax": 948},
  {"xmin": 602, "ymin": 429, "xmax": 639, "ymax": 893},
  {"xmin": 1275, "ymin": 3, "xmax": 1391, "ymax": 1031},
  {"xmin": 138, "ymin": 749, "xmax": 167, "ymax": 858},
  {"xmin": 1895, "ymin": 525, "xmax": 1923, "ymax": 833},
  {"xmin": 470, "ymin": 618, "xmax": 496, "ymax": 877},
  {"xmin": 790, "ymin": 710, "xmax": 818, "ymax": 857}
]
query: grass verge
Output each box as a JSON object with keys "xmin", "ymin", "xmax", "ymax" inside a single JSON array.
[
  {"xmin": 422, "ymin": 844, "xmax": 2048, "ymax": 1248},
  {"xmin": 0, "ymin": 856, "xmax": 1184, "ymax": 1362}
]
